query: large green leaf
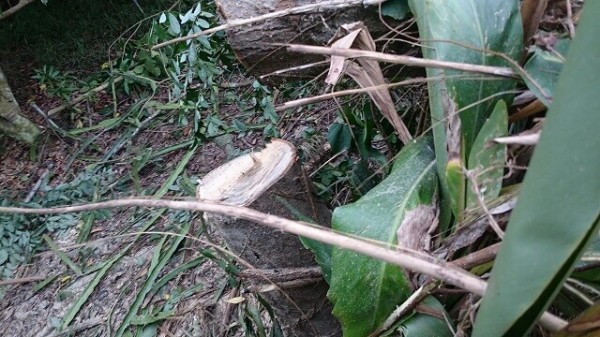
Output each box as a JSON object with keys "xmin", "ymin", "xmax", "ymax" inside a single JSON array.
[
  {"xmin": 408, "ymin": 0, "xmax": 522, "ymax": 229},
  {"xmin": 466, "ymin": 100, "xmax": 507, "ymax": 210},
  {"xmin": 473, "ymin": 2, "xmax": 600, "ymax": 336},
  {"xmin": 523, "ymin": 38, "xmax": 570, "ymax": 107},
  {"xmin": 424, "ymin": 0, "xmax": 522, "ymax": 153},
  {"xmin": 328, "ymin": 136, "xmax": 437, "ymax": 337},
  {"xmin": 393, "ymin": 297, "xmax": 454, "ymax": 337}
]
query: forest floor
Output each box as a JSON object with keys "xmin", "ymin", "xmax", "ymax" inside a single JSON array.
[{"xmin": 0, "ymin": 2, "xmax": 333, "ymax": 336}]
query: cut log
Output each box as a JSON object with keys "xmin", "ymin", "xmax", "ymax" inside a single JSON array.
[
  {"xmin": 215, "ymin": 0, "xmax": 407, "ymax": 79},
  {"xmin": 197, "ymin": 139, "xmax": 340, "ymax": 336},
  {"xmin": 0, "ymin": 66, "xmax": 40, "ymax": 144}
]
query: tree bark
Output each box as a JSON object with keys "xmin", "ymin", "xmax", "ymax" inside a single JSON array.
[
  {"xmin": 197, "ymin": 139, "xmax": 340, "ymax": 337},
  {"xmin": 0, "ymin": 66, "xmax": 40, "ymax": 144},
  {"xmin": 215, "ymin": 0, "xmax": 402, "ymax": 79}
]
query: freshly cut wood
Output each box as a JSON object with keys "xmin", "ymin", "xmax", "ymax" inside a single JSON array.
[
  {"xmin": 215, "ymin": 0, "xmax": 399, "ymax": 78},
  {"xmin": 0, "ymin": 66, "xmax": 40, "ymax": 144},
  {"xmin": 197, "ymin": 139, "xmax": 340, "ymax": 336}
]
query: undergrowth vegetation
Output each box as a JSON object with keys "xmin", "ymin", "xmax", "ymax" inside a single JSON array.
[{"xmin": 1, "ymin": 0, "xmax": 599, "ymax": 336}]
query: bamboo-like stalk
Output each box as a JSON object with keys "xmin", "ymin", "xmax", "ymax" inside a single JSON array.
[{"xmin": 0, "ymin": 198, "xmax": 568, "ymax": 332}]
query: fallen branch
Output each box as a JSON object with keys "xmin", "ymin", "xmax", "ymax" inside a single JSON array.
[
  {"xmin": 286, "ymin": 44, "xmax": 518, "ymax": 78},
  {"xmin": 151, "ymin": 0, "xmax": 386, "ymax": 50},
  {"xmin": 275, "ymin": 76, "xmax": 443, "ymax": 112},
  {"xmin": 0, "ymin": 0, "xmax": 35, "ymax": 21},
  {"xmin": 0, "ymin": 198, "xmax": 567, "ymax": 332}
]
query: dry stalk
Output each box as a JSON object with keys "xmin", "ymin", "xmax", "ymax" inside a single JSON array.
[
  {"xmin": 0, "ymin": 0, "xmax": 36, "ymax": 20},
  {"xmin": 0, "ymin": 198, "xmax": 567, "ymax": 332},
  {"xmin": 275, "ymin": 76, "xmax": 451, "ymax": 112},
  {"xmin": 286, "ymin": 44, "xmax": 517, "ymax": 78}
]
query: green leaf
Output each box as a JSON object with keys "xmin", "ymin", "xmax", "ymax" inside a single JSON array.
[
  {"xmin": 381, "ymin": 0, "xmax": 410, "ymax": 21},
  {"xmin": 167, "ymin": 13, "xmax": 181, "ymax": 36},
  {"xmin": 327, "ymin": 123, "xmax": 352, "ymax": 154},
  {"xmin": 408, "ymin": 0, "xmax": 521, "ymax": 230},
  {"xmin": 275, "ymin": 196, "xmax": 333, "ymax": 284},
  {"xmin": 131, "ymin": 310, "xmax": 175, "ymax": 325},
  {"xmin": 395, "ymin": 297, "xmax": 454, "ymax": 337},
  {"xmin": 473, "ymin": 3, "xmax": 600, "ymax": 335},
  {"xmin": 426, "ymin": 0, "xmax": 521, "ymax": 153},
  {"xmin": 0, "ymin": 249, "xmax": 7, "ymax": 265},
  {"xmin": 523, "ymin": 38, "xmax": 570, "ymax": 106},
  {"xmin": 466, "ymin": 100, "xmax": 507, "ymax": 210},
  {"xmin": 329, "ymin": 136, "xmax": 437, "ymax": 337}
]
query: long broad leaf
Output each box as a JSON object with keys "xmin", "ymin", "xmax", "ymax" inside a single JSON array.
[
  {"xmin": 466, "ymin": 100, "xmax": 507, "ymax": 210},
  {"xmin": 328, "ymin": 136, "xmax": 437, "ymax": 337},
  {"xmin": 408, "ymin": 0, "xmax": 522, "ymax": 228},
  {"xmin": 473, "ymin": 2, "xmax": 600, "ymax": 335},
  {"xmin": 422, "ymin": 0, "xmax": 522, "ymax": 153},
  {"xmin": 523, "ymin": 38, "xmax": 570, "ymax": 107}
]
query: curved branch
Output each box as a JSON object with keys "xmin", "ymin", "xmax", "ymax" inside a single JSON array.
[
  {"xmin": 0, "ymin": 197, "xmax": 567, "ymax": 331},
  {"xmin": 0, "ymin": 0, "xmax": 36, "ymax": 21}
]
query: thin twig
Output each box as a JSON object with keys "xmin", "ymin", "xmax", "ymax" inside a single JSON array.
[
  {"xmin": 494, "ymin": 133, "xmax": 540, "ymax": 146},
  {"xmin": 275, "ymin": 76, "xmax": 449, "ymax": 112},
  {"xmin": 286, "ymin": 44, "xmax": 517, "ymax": 78},
  {"xmin": 0, "ymin": 198, "xmax": 568, "ymax": 332},
  {"xmin": 151, "ymin": 0, "xmax": 386, "ymax": 50},
  {"xmin": 0, "ymin": 275, "xmax": 47, "ymax": 286},
  {"xmin": 371, "ymin": 282, "xmax": 439, "ymax": 336},
  {"xmin": 0, "ymin": 0, "xmax": 35, "ymax": 20},
  {"xmin": 237, "ymin": 266, "xmax": 322, "ymax": 283},
  {"xmin": 451, "ymin": 243, "xmax": 501, "ymax": 270},
  {"xmin": 24, "ymin": 165, "xmax": 53, "ymax": 203},
  {"xmin": 565, "ymin": 0, "xmax": 576, "ymax": 39}
]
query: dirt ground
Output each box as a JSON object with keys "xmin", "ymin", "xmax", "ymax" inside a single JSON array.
[{"xmin": 0, "ymin": 61, "xmax": 307, "ymax": 335}]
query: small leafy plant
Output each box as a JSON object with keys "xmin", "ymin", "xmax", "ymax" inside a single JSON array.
[{"xmin": 0, "ymin": 170, "xmax": 115, "ymax": 279}]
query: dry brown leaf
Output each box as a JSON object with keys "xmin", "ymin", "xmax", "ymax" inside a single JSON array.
[{"xmin": 325, "ymin": 22, "xmax": 412, "ymax": 144}]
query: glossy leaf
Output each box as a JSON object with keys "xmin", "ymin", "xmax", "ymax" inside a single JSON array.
[
  {"xmin": 408, "ymin": 0, "xmax": 522, "ymax": 229},
  {"xmin": 425, "ymin": 0, "xmax": 521, "ymax": 152},
  {"xmin": 327, "ymin": 122, "xmax": 352, "ymax": 154},
  {"xmin": 329, "ymin": 136, "xmax": 437, "ymax": 337},
  {"xmin": 394, "ymin": 297, "xmax": 454, "ymax": 337},
  {"xmin": 466, "ymin": 100, "xmax": 507, "ymax": 210},
  {"xmin": 473, "ymin": 3, "xmax": 600, "ymax": 335},
  {"xmin": 406, "ymin": 1, "xmax": 452, "ymax": 229},
  {"xmin": 523, "ymin": 38, "xmax": 570, "ymax": 106}
]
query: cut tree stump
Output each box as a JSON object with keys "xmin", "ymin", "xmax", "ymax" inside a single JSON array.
[
  {"xmin": 0, "ymin": 66, "xmax": 40, "ymax": 144},
  {"xmin": 216, "ymin": 0, "xmax": 406, "ymax": 79},
  {"xmin": 197, "ymin": 139, "xmax": 340, "ymax": 337}
]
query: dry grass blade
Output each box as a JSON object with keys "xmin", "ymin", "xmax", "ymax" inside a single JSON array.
[
  {"xmin": 325, "ymin": 23, "xmax": 412, "ymax": 143},
  {"xmin": 521, "ymin": 0, "xmax": 549, "ymax": 45}
]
